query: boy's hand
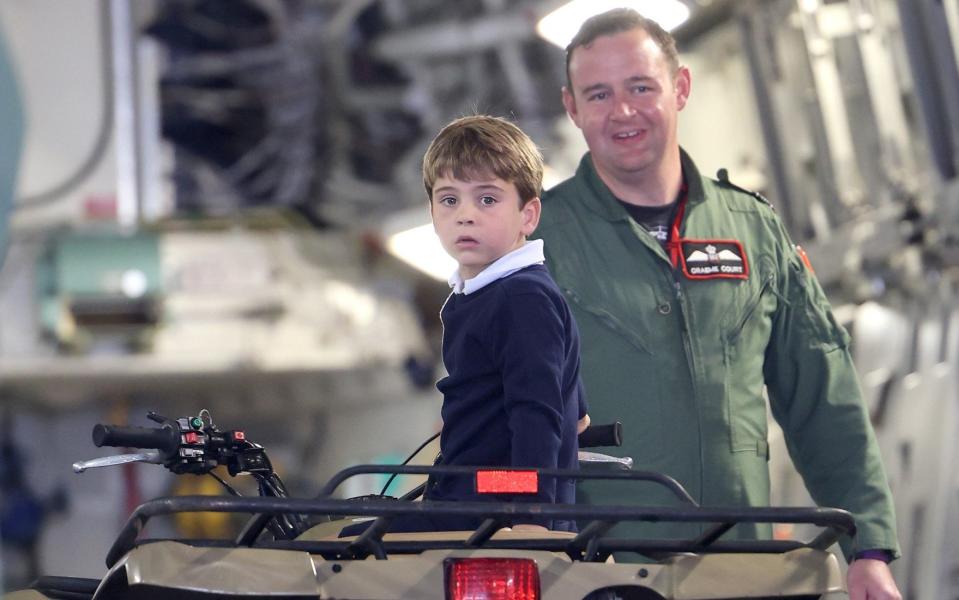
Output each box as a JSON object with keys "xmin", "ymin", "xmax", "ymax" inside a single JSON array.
[{"xmin": 577, "ymin": 414, "xmax": 591, "ymax": 434}]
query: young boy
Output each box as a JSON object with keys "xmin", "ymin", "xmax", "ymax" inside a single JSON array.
[{"xmin": 422, "ymin": 115, "xmax": 588, "ymax": 532}]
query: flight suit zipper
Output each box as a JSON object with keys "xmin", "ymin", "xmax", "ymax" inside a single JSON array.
[
  {"xmin": 669, "ymin": 272, "xmax": 698, "ymax": 397},
  {"xmin": 650, "ymin": 186, "xmax": 706, "ymax": 505},
  {"xmin": 668, "ymin": 267, "xmax": 706, "ymax": 509}
]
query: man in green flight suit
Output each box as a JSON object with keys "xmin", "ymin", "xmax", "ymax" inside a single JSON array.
[{"xmin": 532, "ymin": 8, "xmax": 901, "ymax": 599}]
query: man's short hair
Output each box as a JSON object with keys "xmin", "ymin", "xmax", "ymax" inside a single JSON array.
[
  {"xmin": 423, "ymin": 115, "xmax": 543, "ymax": 206},
  {"xmin": 565, "ymin": 8, "xmax": 680, "ymax": 90}
]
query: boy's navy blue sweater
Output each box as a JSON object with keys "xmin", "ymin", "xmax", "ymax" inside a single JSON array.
[{"xmin": 427, "ymin": 264, "xmax": 586, "ymax": 531}]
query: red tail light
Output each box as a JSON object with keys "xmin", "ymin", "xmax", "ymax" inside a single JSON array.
[
  {"xmin": 445, "ymin": 557, "xmax": 540, "ymax": 600},
  {"xmin": 475, "ymin": 470, "xmax": 539, "ymax": 494}
]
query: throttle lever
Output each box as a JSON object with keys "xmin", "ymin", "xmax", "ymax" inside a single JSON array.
[
  {"xmin": 147, "ymin": 411, "xmax": 174, "ymax": 426},
  {"xmin": 72, "ymin": 451, "xmax": 164, "ymax": 473}
]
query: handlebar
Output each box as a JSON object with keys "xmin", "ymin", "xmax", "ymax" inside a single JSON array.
[
  {"xmin": 83, "ymin": 411, "xmax": 301, "ymax": 544},
  {"xmin": 93, "ymin": 424, "xmax": 179, "ymax": 456},
  {"xmin": 82, "ymin": 412, "xmax": 272, "ymax": 478},
  {"xmin": 578, "ymin": 422, "xmax": 623, "ymax": 449}
]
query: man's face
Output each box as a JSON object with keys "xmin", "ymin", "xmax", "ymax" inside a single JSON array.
[
  {"xmin": 430, "ymin": 173, "xmax": 541, "ymax": 280},
  {"xmin": 562, "ymin": 28, "xmax": 690, "ymax": 184}
]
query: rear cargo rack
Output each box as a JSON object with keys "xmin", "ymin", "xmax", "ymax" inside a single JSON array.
[{"xmin": 105, "ymin": 464, "xmax": 855, "ymax": 568}]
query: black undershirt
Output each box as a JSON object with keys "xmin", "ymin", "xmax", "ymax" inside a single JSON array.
[
  {"xmin": 618, "ymin": 200, "xmax": 679, "ymax": 246},
  {"xmin": 615, "ymin": 172, "xmax": 688, "ymax": 247}
]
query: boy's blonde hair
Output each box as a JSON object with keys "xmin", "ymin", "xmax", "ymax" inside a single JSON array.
[{"xmin": 423, "ymin": 115, "xmax": 544, "ymax": 206}]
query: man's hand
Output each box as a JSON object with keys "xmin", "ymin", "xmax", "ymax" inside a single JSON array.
[{"xmin": 847, "ymin": 559, "xmax": 901, "ymax": 600}]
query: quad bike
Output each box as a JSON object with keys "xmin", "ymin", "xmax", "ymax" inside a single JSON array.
[{"xmin": 4, "ymin": 411, "xmax": 852, "ymax": 599}]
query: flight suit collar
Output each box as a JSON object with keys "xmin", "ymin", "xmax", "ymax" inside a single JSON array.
[{"xmin": 576, "ymin": 147, "xmax": 706, "ymax": 223}]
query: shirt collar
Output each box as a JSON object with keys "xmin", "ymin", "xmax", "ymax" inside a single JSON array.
[
  {"xmin": 448, "ymin": 239, "xmax": 545, "ymax": 295},
  {"xmin": 578, "ymin": 146, "xmax": 704, "ymax": 222}
]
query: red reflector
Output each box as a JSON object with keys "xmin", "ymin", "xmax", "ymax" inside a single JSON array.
[
  {"xmin": 445, "ymin": 558, "xmax": 540, "ymax": 600},
  {"xmin": 475, "ymin": 470, "xmax": 538, "ymax": 494},
  {"xmin": 183, "ymin": 432, "xmax": 199, "ymax": 444},
  {"xmin": 233, "ymin": 431, "xmax": 245, "ymax": 441}
]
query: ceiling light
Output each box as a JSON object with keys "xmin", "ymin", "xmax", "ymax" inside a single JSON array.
[
  {"xmin": 536, "ymin": 0, "xmax": 691, "ymax": 49},
  {"xmin": 384, "ymin": 215, "xmax": 456, "ymax": 282}
]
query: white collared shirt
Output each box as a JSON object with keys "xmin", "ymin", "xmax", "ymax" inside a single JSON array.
[{"xmin": 448, "ymin": 239, "xmax": 545, "ymax": 295}]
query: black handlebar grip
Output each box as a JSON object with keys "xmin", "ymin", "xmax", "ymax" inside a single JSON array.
[
  {"xmin": 578, "ymin": 422, "xmax": 623, "ymax": 448},
  {"xmin": 92, "ymin": 424, "xmax": 179, "ymax": 455}
]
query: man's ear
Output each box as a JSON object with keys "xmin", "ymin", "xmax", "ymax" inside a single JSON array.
[
  {"xmin": 561, "ymin": 86, "xmax": 580, "ymax": 126},
  {"xmin": 675, "ymin": 66, "xmax": 691, "ymax": 111},
  {"xmin": 522, "ymin": 197, "xmax": 542, "ymax": 235}
]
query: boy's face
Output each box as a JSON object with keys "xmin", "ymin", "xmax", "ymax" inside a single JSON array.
[{"xmin": 430, "ymin": 173, "xmax": 541, "ymax": 280}]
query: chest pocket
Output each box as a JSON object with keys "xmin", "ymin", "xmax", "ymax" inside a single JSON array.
[
  {"xmin": 721, "ymin": 254, "xmax": 778, "ymax": 454},
  {"xmin": 724, "ymin": 255, "xmax": 778, "ymax": 344},
  {"xmin": 562, "ymin": 286, "xmax": 651, "ymax": 355}
]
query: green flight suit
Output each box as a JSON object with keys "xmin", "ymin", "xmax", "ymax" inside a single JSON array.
[{"xmin": 533, "ymin": 150, "xmax": 899, "ymax": 560}]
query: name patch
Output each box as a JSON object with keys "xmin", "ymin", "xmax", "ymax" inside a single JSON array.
[{"xmin": 679, "ymin": 240, "xmax": 749, "ymax": 280}]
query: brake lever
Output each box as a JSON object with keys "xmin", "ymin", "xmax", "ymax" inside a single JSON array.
[{"xmin": 72, "ymin": 450, "xmax": 164, "ymax": 473}]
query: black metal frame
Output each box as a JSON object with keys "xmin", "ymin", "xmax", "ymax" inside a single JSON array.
[{"xmin": 104, "ymin": 464, "xmax": 855, "ymax": 568}]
